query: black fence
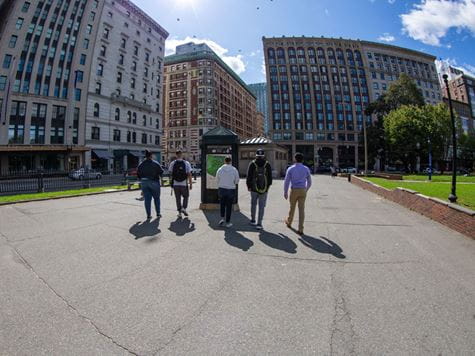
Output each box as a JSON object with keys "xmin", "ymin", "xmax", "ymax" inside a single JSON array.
[{"xmin": 0, "ymin": 170, "xmax": 129, "ymax": 196}]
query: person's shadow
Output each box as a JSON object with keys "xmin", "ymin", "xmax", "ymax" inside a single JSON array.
[
  {"xmin": 259, "ymin": 231, "xmax": 297, "ymax": 254},
  {"xmin": 298, "ymin": 235, "xmax": 346, "ymax": 259},
  {"xmin": 168, "ymin": 217, "xmax": 196, "ymax": 237},
  {"xmin": 129, "ymin": 219, "xmax": 161, "ymax": 240},
  {"xmin": 224, "ymin": 229, "xmax": 254, "ymax": 251}
]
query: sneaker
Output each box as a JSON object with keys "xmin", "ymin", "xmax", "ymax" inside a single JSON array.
[
  {"xmin": 249, "ymin": 220, "xmax": 257, "ymax": 226},
  {"xmin": 157, "ymin": 214, "xmax": 162, "ymax": 218},
  {"xmin": 146, "ymin": 215, "xmax": 152, "ymax": 220},
  {"xmin": 297, "ymin": 230, "xmax": 304, "ymax": 236},
  {"xmin": 225, "ymin": 222, "xmax": 233, "ymax": 228},
  {"xmin": 136, "ymin": 197, "xmax": 145, "ymax": 201},
  {"xmin": 178, "ymin": 212, "xmax": 183, "ymax": 219},
  {"xmin": 218, "ymin": 219, "xmax": 225, "ymax": 226},
  {"xmin": 285, "ymin": 219, "xmax": 291, "ymax": 228},
  {"xmin": 255, "ymin": 224, "xmax": 263, "ymax": 230},
  {"xmin": 182, "ymin": 209, "xmax": 189, "ymax": 217}
]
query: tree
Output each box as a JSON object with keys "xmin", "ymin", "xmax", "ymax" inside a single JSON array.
[
  {"xmin": 363, "ymin": 74, "xmax": 426, "ymax": 170},
  {"xmin": 384, "ymin": 104, "xmax": 452, "ymax": 170},
  {"xmin": 459, "ymin": 129, "xmax": 475, "ymax": 169}
]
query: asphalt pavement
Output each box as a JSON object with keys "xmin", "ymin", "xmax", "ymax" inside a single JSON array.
[{"xmin": 0, "ymin": 176, "xmax": 474, "ymax": 355}]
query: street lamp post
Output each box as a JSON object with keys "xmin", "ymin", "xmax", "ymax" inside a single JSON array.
[
  {"xmin": 428, "ymin": 138, "xmax": 432, "ymax": 181},
  {"xmin": 363, "ymin": 116, "xmax": 368, "ymax": 175},
  {"xmin": 443, "ymin": 74, "xmax": 457, "ymax": 203}
]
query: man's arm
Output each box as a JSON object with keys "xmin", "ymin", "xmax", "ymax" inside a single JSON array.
[
  {"xmin": 246, "ymin": 162, "xmax": 254, "ymax": 190},
  {"xmin": 306, "ymin": 168, "xmax": 312, "ymax": 190},
  {"xmin": 234, "ymin": 167, "xmax": 240, "ymax": 185},
  {"xmin": 266, "ymin": 162, "xmax": 273, "ymax": 187},
  {"xmin": 284, "ymin": 168, "xmax": 291, "ymax": 199},
  {"xmin": 186, "ymin": 161, "xmax": 193, "ymax": 189}
]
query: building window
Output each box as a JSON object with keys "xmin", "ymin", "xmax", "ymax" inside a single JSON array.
[
  {"xmin": 134, "ymin": 46, "xmax": 139, "ymax": 56},
  {"xmin": 16, "ymin": 18, "xmax": 24, "ymax": 30},
  {"xmin": 127, "ymin": 111, "xmax": 132, "ymax": 123},
  {"xmin": 132, "ymin": 132, "xmax": 136, "ymax": 143},
  {"xmin": 3, "ymin": 54, "xmax": 12, "ymax": 69},
  {"xmin": 91, "ymin": 126, "xmax": 100, "ymax": 140},
  {"xmin": 0, "ymin": 76, "xmax": 7, "ymax": 91},
  {"xmin": 75, "ymin": 71, "xmax": 84, "ymax": 83},
  {"xmin": 9, "ymin": 35, "xmax": 18, "ymax": 48},
  {"xmin": 155, "ymin": 136, "xmax": 160, "ymax": 145},
  {"xmin": 30, "ymin": 103, "xmax": 46, "ymax": 144},
  {"xmin": 103, "ymin": 28, "xmax": 109, "ymax": 39},
  {"xmin": 132, "ymin": 61, "xmax": 137, "ymax": 71},
  {"xmin": 75, "ymin": 88, "xmax": 82, "ymax": 101},
  {"xmin": 142, "ymin": 115, "xmax": 147, "ymax": 126},
  {"xmin": 117, "ymin": 71, "xmax": 122, "ymax": 83},
  {"xmin": 86, "ymin": 24, "xmax": 93, "ymax": 35},
  {"xmin": 97, "ymin": 63, "xmax": 103, "ymax": 76},
  {"xmin": 113, "ymin": 129, "xmax": 121, "ymax": 142},
  {"xmin": 121, "ymin": 38, "xmax": 126, "ymax": 49},
  {"xmin": 141, "ymin": 133, "xmax": 147, "ymax": 144},
  {"xmin": 83, "ymin": 39, "xmax": 89, "ymax": 49},
  {"xmin": 21, "ymin": 1, "xmax": 30, "ymax": 12},
  {"xmin": 95, "ymin": 82, "xmax": 101, "ymax": 94},
  {"xmin": 119, "ymin": 54, "xmax": 124, "ymax": 65},
  {"xmin": 73, "ymin": 108, "xmax": 79, "ymax": 144},
  {"xmin": 80, "ymin": 54, "xmax": 86, "ymax": 65},
  {"xmin": 93, "ymin": 103, "xmax": 100, "ymax": 117},
  {"xmin": 100, "ymin": 45, "xmax": 106, "ymax": 57},
  {"xmin": 9, "ymin": 101, "xmax": 26, "ymax": 144},
  {"xmin": 131, "ymin": 78, "xmax": 135, "ymax": 89},
  {"xmin": 51, "ymin": 106, "xmax": 66, "ymax": 144},
  {"xmin": 115, "ymin": 108, "xmax": 120, "ymax": 121},
  {"xmin": 127, "ymin": 131, "xmax": 131, "ymax": 142}
]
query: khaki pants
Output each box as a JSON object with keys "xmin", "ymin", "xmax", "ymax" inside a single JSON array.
[{"xmin": 287, "ymin": 188, "xmax": 307, "ymax": 232}]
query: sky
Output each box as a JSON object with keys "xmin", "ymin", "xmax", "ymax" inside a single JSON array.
[{"xmin": 133, "ymin": 0, "xmax": 475, "ymax": 84}]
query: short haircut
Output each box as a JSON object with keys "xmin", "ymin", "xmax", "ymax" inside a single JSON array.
[
  {"xmin": 224, "ymin": 157, "xmax": 232, "ymax": 164},
  {"xmin": 295, "ymin": 152, "xmax": 304, "ymax": 163},
  {"xmin": 176, "ymin": 150, "xmax": 182, "ymax": 155},
  {"xmin": 145, "ymin": 150, "xmax": 152, "ymax": 158}
]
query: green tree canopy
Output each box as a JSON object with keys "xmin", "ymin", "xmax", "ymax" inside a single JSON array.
[{"xmin": 384, "ymin": 104, "xmax": 452, "ymax": 166}]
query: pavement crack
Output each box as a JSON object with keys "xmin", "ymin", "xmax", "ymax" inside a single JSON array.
[
  {"xmin": 10, "ymin": 245, "xmax": 138, "ymax": 356},
  {"xmin": 330, "ymin": 265, "xmax": 357, "ymax": 356}
]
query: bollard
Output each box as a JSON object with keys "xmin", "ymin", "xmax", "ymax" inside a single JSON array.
[{"xmin": 348, "ymin": 173, "xmax": 351, "ymax": 182}]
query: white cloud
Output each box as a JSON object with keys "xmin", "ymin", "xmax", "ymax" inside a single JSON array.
[
  {"xmin": 165, "ymin": 36, "xmax": 246, "ymax": 74},
  {"xmin": 401, "ymin": 0, "xmax": 475, "ymax": 46},
  {"xmin": 378, "ymin": 33, "xmax": 396, "ymax": 42}
]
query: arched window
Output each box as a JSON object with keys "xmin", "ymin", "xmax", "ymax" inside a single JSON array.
[
  {"xmin": 93, "ymin": 103, "xmax": 99, "ymax": 117},
  {"xmin": 132, "ymin": 132, "xmax": 136, "ymax": 143},
  {"xmin": 115, "ymin": 108, "xmax": 120, "ymax": 121},
  {"xmin": 267, "ymin": 48, "xmax": 275, "ymax": 58},
  {"xmin": 132, "ymin": 112, "xmax": 137, "ymax": 124},
  {"xmin": 288, "ymin": 47, "xmax": 296, "ymax": 57}
]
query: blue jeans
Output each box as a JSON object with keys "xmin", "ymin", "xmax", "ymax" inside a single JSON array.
[
  {"xmin": 141, "ymin": 180, "xmax": 161, "ymax": 217},
  {"xmin": 219, "ymin": 188, "xmax": 235, "ymax": 223}
]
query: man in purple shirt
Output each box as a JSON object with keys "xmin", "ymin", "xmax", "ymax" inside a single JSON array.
[{"xmin": 284, "ymin": 152, "xmax": 312, "ymax": 235}]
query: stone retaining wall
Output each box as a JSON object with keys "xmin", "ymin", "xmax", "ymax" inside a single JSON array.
[{"xmin": 351, "ymin": 175, "xmax": 475, "ymax": 239}]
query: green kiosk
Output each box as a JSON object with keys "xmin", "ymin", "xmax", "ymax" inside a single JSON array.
[{"xmin": 199, "ymin": 126, "xmax": 240, "ymax": 210}]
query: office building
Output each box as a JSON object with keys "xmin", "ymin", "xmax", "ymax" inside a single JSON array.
[
  {"xmin": 263, "ymin": 36, "xmax": 441, "ymax": 168},
  {"xmin": 0, "ymin": 0, "xmax": 168, "ymax": 174},
  {"xmin": 162, "ymin": 43, "xmax": 259, "ymax": 164},
  {"xmin": 249, "ymin": 82, "xmax": 269, "ymax": 135}
]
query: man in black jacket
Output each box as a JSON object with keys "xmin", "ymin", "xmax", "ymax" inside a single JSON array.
[
  {"xmin": 137, "ymin": 150, "xmax": 164, "ymax": 219},
  {"xmin": 246, "ymin": 149, "xmax": 273, "ymax": 230}
]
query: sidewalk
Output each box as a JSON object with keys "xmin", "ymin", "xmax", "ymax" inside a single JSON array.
[{"xmin": 1, "ymin": 176, "xmax": 474, "ymax": 355}]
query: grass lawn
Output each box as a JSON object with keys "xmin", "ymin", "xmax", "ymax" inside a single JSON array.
[
  {"xmin": 366, "ymin": 177, "xmax": 475, "ymax": 210},
  {"xmin": 403, "ymin": 174, "xmax": 475, "ymax": 183},
  {"xmin": 0, "ymin": 185, "xmax": 135, "ymax": 204}
]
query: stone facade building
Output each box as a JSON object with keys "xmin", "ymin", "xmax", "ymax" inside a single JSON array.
[
  {"xmin": 263, "ymin": 36, "xmax": 441, "ymax": 169},
  {"xmin": 0, "ymin": 0, "xmax": 168, "ymax": 174},
  {"xmin": 249, "ymin": 82, "xmax": 269, "ymax": 136},
  {"xmin": 162, "ymin": 43, "xmax": 260, "ymax": 164}
]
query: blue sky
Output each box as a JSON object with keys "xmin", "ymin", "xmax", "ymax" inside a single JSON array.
[{"xmin": 134, "ymin": 0, "xmax": 475, "ymax": 84}]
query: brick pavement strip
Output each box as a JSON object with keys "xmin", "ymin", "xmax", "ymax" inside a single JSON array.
[{"xmin": 0, "ymin": 176, "xmax": 474, "ymax": 355}]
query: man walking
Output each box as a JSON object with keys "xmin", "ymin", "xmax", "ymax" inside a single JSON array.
[
  {"xmin": 137, "ymin": 150, "xmax": 164, "ymax": 220},
  {"xmin": 284, "ymin": 152, "xmax": 312, "ymax": 235},
  {"xmin": 216, "ymin": 157, "xmax": 240, "ymax": 228},
  {"xmin": 169, "ymin": 150, "xmax": 193, "ymax": 219},
  {"xmin": 246, "ymin": 148, "xmax": 272, "ymax": 230}
]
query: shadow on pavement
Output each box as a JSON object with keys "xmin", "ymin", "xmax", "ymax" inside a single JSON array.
[
  {"xmin": 298, "ymin": 235, "xmax": 346, "ymax": 259},
  {"xmin": 168, "ymin": 217, "xmax": 196, "ymax": 237},
  {"xmin": 259, "ymin": 231, "xmax": 297, "ymax": 254},
  {"xmin": 224, "ymin": 229, "xmax": 254, "ymax": 251},
  {"xmin": 202, "ymin": 210, "xmax": 256, "ymax": 233},
  {"xmin": 129, "ymin": 219, "xmax": 161, "ymax": 240}
]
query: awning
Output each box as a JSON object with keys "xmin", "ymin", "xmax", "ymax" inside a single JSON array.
[
  {"xmin": 128, "ymin": 150, "xmax": 145, "ymax": 158},
  {"xmin": 92, "ymin": 150, "xmax": 113, "ymax": 160}
]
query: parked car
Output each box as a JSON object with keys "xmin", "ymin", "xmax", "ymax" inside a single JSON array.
[
  {"xmin": 422, "ymin": 167, "xmax": 440, "ymax": 175},
  {"xmin": 345, "ymin": 167, "xmax": 357, "ymax": 174},
  {"xmin": 191, "ymin": 165, "xmax": 202, "ymax": 176},
  {"xmin": 69, "ymin": 168, "xmax": 102, "ymax": 180}
]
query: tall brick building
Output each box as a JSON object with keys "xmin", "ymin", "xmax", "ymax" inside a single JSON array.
[
  {"xmin": 162, "ymin": 43, "xmax": 259, "ymax": 164},
  {"xmin": 263, "ymin": 36, "xmax": 441, "ymax": 169}
]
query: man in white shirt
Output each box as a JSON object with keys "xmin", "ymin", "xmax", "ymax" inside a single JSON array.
[
  {"xmin": 216, "ymin": 157, "xmax": 240, "ymax": 227},
  {"xmin": 168, "ymin": 150, "xmax": 192, "ymax": 219}
]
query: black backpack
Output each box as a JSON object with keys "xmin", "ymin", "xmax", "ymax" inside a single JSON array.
[
  {"xmin": 253, "ymin": 160, "xmax": 268, "ymax": 194},
  {"xmin": 172, "ymin": 160, "xmax": 187, "ymax": 182}
]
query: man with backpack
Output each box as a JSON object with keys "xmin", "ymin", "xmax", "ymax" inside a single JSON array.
[
  {"xmin": 246, "ymin": 148, "xmax": 273, "ymax": 230},
  {"xmin": 168, "ymin": 150, "xmax": 193, "ymax": 219}
]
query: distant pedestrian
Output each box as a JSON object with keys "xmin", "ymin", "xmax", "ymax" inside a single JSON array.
[
  {"xmin": 284, "ymin": 152, "xmax": 312, "ymax": 235},
  {"xmin": 137, "ymin": 150, "xmax": 164, "ymax": 220},
  {"xmin": 246, "ymin": 148, "xmax": 272, "ymax": 230},
  {"xmin": 216, "ymin": 157, "xmax": 240, "ymax": 228},
  {"xmin": 169, "ymin": 150, "xmax": 193, "ymax": 219},
  {"xmin": 330, "ymin": 165, "xmax": 337, "ymax": 178}
]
